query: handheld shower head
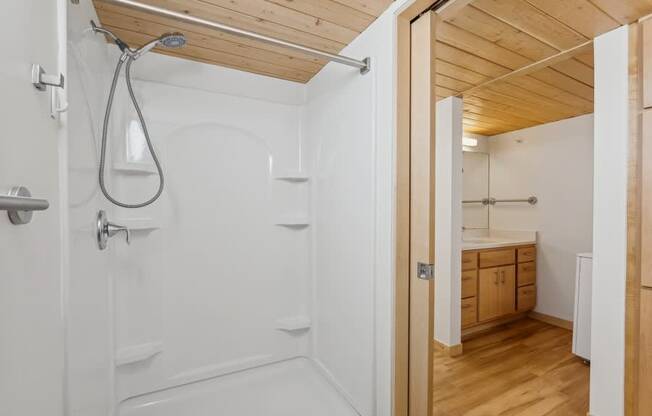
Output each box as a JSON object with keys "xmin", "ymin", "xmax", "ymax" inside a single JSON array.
[
  {"xmin": 132, "ymin": 32, "xmax": 186, "ymax": 60},
  {"xmin": 94, "ymin": 25, "xmax": 185, "ymax": 209},
  {"xmin": 160, "ymin": 33, "xmax": 186, "ymax": 48},
  {"xmin": 91, "ymin": 20, "xmax": 186, "ymax": 60}
]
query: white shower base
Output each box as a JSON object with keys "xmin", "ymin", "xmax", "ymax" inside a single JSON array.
[{"xmin": 119, "ymin": 358, "xmax": 359, "ymax": 416}]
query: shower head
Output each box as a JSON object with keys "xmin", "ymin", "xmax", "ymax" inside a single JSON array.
[
  {"xmin": 91, "ymin": 20, "xmax": 186, "ymax": 60},
  {"xmin": 160, "ymin": 33, "xmax": 186, "ymax": 48},
  {"xmin": 132, "ymin": 32, "xmax": 186, "ymax": 60}
]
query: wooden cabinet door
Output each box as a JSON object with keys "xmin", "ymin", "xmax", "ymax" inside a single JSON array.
[
  {"xmin": 478, "ymin": 268, "xmax": 501, "ymax": 321},
  {"xmin": 498, "ymin": 266, "xmax": 516, "ymax": 315},
  {"xmin": 499, "ymin": 265, "xmax": 516, "ymax": 315}
]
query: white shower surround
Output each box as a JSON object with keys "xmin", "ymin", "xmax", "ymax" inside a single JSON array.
[{"xmin": 66, "ymin": 0, "xmax": 405, "ymax": 414}]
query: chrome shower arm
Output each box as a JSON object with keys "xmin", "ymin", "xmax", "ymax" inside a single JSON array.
[{"xmin": 90, "ymin": 20, "xmax": 132, "ymax": 54}]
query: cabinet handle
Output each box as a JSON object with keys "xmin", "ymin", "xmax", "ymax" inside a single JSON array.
[
  {"xmin": 494, "ymin": 272, "xmax": 499, "ymax": 284},
  {"xmin": 501, "ymin": 270, "xmax": 506, "ymax": 283},
  {"xmin": 462, "ymin": 304, "xmax": 472, "ymax": 309},
  {"xmin": 462, "ymin": 276, "xmax": 472, "ymax": 281}
]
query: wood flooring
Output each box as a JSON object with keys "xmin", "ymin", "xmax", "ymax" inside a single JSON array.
[{"xmin": 433, "ymin": 318, "xmax": 589, "ymax": 415}]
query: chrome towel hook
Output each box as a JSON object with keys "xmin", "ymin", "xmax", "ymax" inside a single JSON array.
[{"xmin": 31, "ymin": 64, "xmax": 64, "ymax": 91}]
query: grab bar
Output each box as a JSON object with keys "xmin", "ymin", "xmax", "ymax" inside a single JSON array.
[
  {"xmin": 462, "ymin": 196, "xmax": 538, "ymax": 206},
  {"xmin": 489, "ymin": 196, "xmax": 538, "ymax": 206},
  {"xmin": 463, "ymin": 198, "xmax": 491, "ymax": 205},
  {"xmin": 0, "ymin": 186, "xmax": 50, "ymax": 225}
]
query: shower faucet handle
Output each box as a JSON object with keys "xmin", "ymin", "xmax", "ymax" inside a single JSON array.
[
  {"xmin": 96, "ymin": 210, "xmax": 131, "ymax": 250},
  {"xmin": 107, "ymin": 222, "xmax": 131, "ymax": 245}
]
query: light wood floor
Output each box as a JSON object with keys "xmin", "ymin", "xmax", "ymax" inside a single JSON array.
[{"xmin": 433, "ymin": 318, "xmax": 589, "ymax": 416}]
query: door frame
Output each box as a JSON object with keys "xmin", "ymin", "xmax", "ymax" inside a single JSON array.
[
  {"xmin": 395, "ymin": 2, "xmax": 438, "ymax": 416},
  {"xmin": 395, "ymin": 3, "xmax": 646, "ymax": 416}
]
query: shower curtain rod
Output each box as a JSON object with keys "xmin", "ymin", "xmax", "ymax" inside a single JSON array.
[{"xmin": 100, "ymin": 0, "xmax": 371, "ymax": 74}]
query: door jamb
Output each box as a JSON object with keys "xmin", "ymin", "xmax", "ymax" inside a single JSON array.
[{"xmin": 395, "ymin": 2, "xmax": 438, "ymax": 416}]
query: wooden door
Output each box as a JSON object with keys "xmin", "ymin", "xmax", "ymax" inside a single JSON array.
[
  {"xmin": 499, "ymin": 265, "xmax": 516, "ymax": 315},
  {"xmin": 408, "ymin": 10, "xmax": 437, "ymax": 416},
  {"xmin": 478, "ymin": 267, "xmax": 500, "ymax": 322},
  {"xmin": 639, "ymin": 17, "xmax": 652, "ymax": 415}
]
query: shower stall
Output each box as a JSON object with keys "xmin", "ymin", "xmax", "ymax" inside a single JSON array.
[{"xmin": 63, "ymin": 1, "xmax": 397, "ymax": 415}]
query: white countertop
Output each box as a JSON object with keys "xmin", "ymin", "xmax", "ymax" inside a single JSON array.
[{"xmin": 462, "ymin": 229, "xmax": 537, "ymax": 251}]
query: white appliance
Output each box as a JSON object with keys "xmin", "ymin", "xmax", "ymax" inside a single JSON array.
[{"xmin": 573, "ymin": 253, "xmax": 593, "ymax": 361}]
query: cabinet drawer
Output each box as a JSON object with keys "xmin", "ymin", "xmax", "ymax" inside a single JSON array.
[
  {"xmin": 461, "ymin": 270, "xmax": 477, "ymax": 298},
  {"xmin": 479, "ymin": 249, "xmax": 515, "ymax": 268},
  {"xmin": 461, "ymin": 297, "xmax": 477, "ymax": 328},
  {"xmin": 517, "ymin": 246, "xmax": 536, "ymax": 263},
  {"xmin": 517, "ymin": 261, "xmax": 536, "ymax": 287},
  {"xmin": 517, "ymin": 285, "xmax": 536, "ymax": 312},
  {"xmin": 462, "ymin": 251, "xmax": 478, "ymax": 271}
]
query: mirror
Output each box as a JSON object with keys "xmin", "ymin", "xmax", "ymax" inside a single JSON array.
[{"xmin": 463, "ymin": 151, "xmax": 489, "ymax": 229}]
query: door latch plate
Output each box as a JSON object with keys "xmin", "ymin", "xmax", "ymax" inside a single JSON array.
[{"xmin": 417, "ymin": 262, "xmax": 435, "ymax": 280}]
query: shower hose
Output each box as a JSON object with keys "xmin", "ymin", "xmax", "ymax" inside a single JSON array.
[{"xmin": 99, "ymin": 54, "xmax": 164, "ymax": 208}]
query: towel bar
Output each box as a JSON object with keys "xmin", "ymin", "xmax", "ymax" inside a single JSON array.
[{"xmin": 0, "ymin": 186, "xmax": 49, "ymax": 225}]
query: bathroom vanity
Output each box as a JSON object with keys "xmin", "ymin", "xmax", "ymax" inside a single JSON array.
[{"xmin": 461, "ymin": 241, "xmax": 537, "ymax": 334}]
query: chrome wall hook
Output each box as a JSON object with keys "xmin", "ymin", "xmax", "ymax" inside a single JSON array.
[{"xmin": 31, "ymin": 64, "xmax": 65, "ymax": 91}]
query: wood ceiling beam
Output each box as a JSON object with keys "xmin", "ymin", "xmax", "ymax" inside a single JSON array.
[
  {"xmin": 436, "ymin": 0, "xmax": 476, "ymax": 21},
  {"xmin": 457, "ymin": 40, "xmax": 594, "ymax": 98}
]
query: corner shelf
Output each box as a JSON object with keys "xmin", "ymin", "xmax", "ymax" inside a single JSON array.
[
  {"xmin": 275, "ymin": 216, "xmax": 310, "ymax": 227},
  {"xmin": 113, "ymin": 161, "xmax": 158, "ymax": 175},
  {"xmin": 275, "ymin": 316, "xmax": 311, "ymax": 332},
  {"xmin": 273, "ymin": 172, "xmax": 309, "ymax": 182},
  {"xmin": 116, "ymin": 342, "xmax": 163, "ymax": 366}
]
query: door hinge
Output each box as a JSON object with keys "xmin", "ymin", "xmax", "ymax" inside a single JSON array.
[{"xmin": 417, "ymin": 262, "xmax": 435, "ymax": 280}]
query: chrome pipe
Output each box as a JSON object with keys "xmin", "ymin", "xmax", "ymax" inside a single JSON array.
[{"xmin": 102, "ymin": 0, "xmax": 371, "ymax": 74}]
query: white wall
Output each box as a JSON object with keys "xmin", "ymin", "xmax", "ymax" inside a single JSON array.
[
  {"xmin": 105, "ymin": 54, "xmax": 310, "ymax": 401},
  {"xmin": 590, "ymin": 25, "xmax": 629, "ymax": 416},
  {"xmin": 0, "ymin": 2, "xmax": 65, "ymax": 415},
  {"xmin": 463, "ymin": 135, "xmax": 490, "ymax": 229},
  {"xmin": 304, "ymin": 1, "xmax": 410, "ymax": 414},
  {"xmin": 462, "ymin": 151, "xmax": 490, "ymax": 229},
  {"xmin": 488, "ymin": 114, "xmax": 594, "ymax": 322},
  {"xmin": 434, "ymin": 97, "xmax": 463, "ymax": 347},
  {"xmin": 66, "ymin": 3, "xmax": 116, "ymax": 416}
]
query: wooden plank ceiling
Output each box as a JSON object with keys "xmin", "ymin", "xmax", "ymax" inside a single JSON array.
[
  {"xmin": 437, "ymin": 0, "xmax": 652, "ymax": 136},
  {"xmin": 93, "ymin": 0, "xmax": 652, "ymax": 136},
  {"xmin": 92, "ymin": 0, "xmax": 393, "ymax": 83}
]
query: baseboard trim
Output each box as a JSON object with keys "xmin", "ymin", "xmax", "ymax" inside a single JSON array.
[
  {"xmin": 528, "ymin": 311, "xmax": 573, "ymax": 330},
  {"xmin": 461, "ymin": 312, "xmax": 528, "ymax": 341},
  {"xmin": 433, "ymin": 340, "xmax": 464, "ymax": 357}
]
